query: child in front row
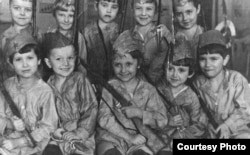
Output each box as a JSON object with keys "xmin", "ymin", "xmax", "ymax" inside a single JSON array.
[
  {"xmin": 42, "ymin": 32, "xmax": 98, "ymax": 155},
  {"xmin": 194, "ymin": 30, "xmax": 250, "ymax": 138},
  {"xmin": 156, "ymin": 36, "xmax": 207, "ymax": 154},
  {"xmin": 0, "ymin": 32, "xmax": 58, "ymax": 155},
  {"xmin": 96, "ymin": 31, "xmax": 168, "ymax": 155}
]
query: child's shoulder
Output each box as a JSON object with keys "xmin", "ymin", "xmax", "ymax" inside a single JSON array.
[
  {"xmin": 1, "ymin": 26, "xmax": 16, "ymax": 39},
  {"xmin": 83, "ymin": 22, "xmax": 98, "ymax": 34},
  {"xmin": 227, "ymin": 69, "xmax": 249, "ymax": 86}
]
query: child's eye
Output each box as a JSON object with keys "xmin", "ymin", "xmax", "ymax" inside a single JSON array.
[
  {"xmin": 135, "ymin": 7, "xmax": 142, "ymax": 11},
  {"xmin": 210, "ymin": 57, "xmax": 218, "ymax": 61},
  {"xmin": 113, "ymin": 63, "xmax": 121, "ymax": 67},
  {"xmin": 146, "ymin": 7, "xmax": 154, "ymax": 11},
  {"xmin": 25, "ymin": 8, "xmax": 32, "ymax": 12},
  {"xmin": 69, "ymin": 14, "xmax": 74, "ymax": 18},
  {"xmin": 14, "ymin": 58, "xmax": 21, "ymax": 62},
  {"xmin": 186, "ymin": 10, "xmax": 193, "ymax": 15},
  {"xmin": 175, "ymin": 12, "xmax": 182, "ymax": 18},
  {"xmin": 112, "ymin": 5, "xmax": 118, "ymax": 10},
  {"xmin": 55, "ymin": 58, "xmax": 62, "ymax": 61},
  {"xmin": 126, "ymin": 62, "xmax": 132, "ymax": 67},
  {"xmin": 68, "ymin": 56, "xmax": 75, "ymax": 60},
  {"xmin": 27, "ymin": 56, "xmax": 34, "ymax": 60},
  {"xmin": 101, "ymin": 3, "xmax": 108, "ymax": 8},
  {"xmin": 13, "ymin": 6, "xmax": 20, "ymax": 10},
  {"xmin": 178, "ymin": 68, "xmax": 186, "ymax": 73}
]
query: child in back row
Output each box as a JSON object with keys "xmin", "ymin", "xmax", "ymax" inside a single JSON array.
[
  {"xmin": 194, "ymin": 30, "xmax": 250, "ymax": 139},
  {"xmin": 0, "ymin": 0, "xmax": 42, "ymax": 83},
  {"xmin": 42, "ymin": 32, "xmax": 98, "ymax": 155},
  {"xmin": 0, "ymin": 32, "xmax": 58, "ymax": 155},
  {"xmin": 42, "ymin": 0, "xmax": 88, "ymax": 81},
  {"xmin": 173, "ymin": 0, "xmax": 203, "ymax": 65},
  {"xmin": 83, "ymin": 0, "xmax": 121, "ymax": 84},
  {"xmin": 128, "ymin": 0, "xmax": 172, "ymax": 84}
]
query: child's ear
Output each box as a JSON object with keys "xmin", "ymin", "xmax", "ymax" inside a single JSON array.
[
  {"xmin": 223, "ymin": 55, "xmax": 230, "ymax": 66},
  {"xmin": 94, "ymin": 2, "xmax": 98, "ymax": 11},
  {"xmin": 44, "ymin": 58, "xmax": 52, "ymax": 68},
  {"xmin": 197, "ymin": 4, "xmax": 201, "ymax": 14},
  {"xmin": 7, "ymin": 58, "xmax": 14, "ymax": 69},
  {"xmin": 188, "ymin": 72, "xmax": 195, "ymax": 79}
]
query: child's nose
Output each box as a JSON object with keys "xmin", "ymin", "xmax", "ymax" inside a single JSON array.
[
  {"xmin": 142, "ymin": 8, "xmax": 146, "ymax": 16},
  {"xmin": 64, "ymin": 16, "xmax": 69, "ymax": 23},
  {"xmin": 63, "ymin": 59, "xmax": 69, "ymax": 65},
  {"xmin": 20, "ymin": 8, "xmax": 26, "ymax": 16},
  {"xmin": 107, "ymin": 6, "xmax": 112, "ymax": 13}
]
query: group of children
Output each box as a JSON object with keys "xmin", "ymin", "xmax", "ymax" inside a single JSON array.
[{"xmin": 0, "ymin": 0, "xmax": 250, "ymax": 155}]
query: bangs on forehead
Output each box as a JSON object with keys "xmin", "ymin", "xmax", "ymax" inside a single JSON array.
[
  {"xmin": 10, "ymin": 0, "xmax": 33, "ymax": 4},
  {"xmin": 100, "ymin": 0, "xmax": 119, "ymax": 3},
  {"xmin": 134, "ymin": 0, "xmax": 156, "ymax": 4},
  {"xmin": 54, "ymin": 1, "xmax": 75, "ymax": 12}
]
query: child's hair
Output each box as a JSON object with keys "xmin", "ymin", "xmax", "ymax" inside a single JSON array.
[
  {"xmin": 9, "ymin": 0, "xmax": 33, "ymax": 4},
  {"xmin": 96, "ymin": 0, "xmax": 122, "ymax": 14},
  {"xmin": 173, "ymin": 0, "xmax": 200, "ymax": 9},
  {"xmin": 53, "ymin": 0, "xmax": 75, "ymax": 17},
  {"xmin": 199, "ymin": 44, "xmax": 228, "ymax": 59},
  {"xmin": 164, "ymin": 35, "xmax": 194, "ymax": 75},
  {"xmin": 9, "ymin": 44, "xmax": 40, "ymax": 64},
  {"xmin": 131, "ymin": 0, "xmax": 158, "ymax": 12}
]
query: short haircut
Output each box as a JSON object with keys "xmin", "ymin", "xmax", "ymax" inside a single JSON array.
[
  {"xmin": 199, "ymin": 44, "xmax": 228, "ymax": 59},
  {"xmin": 9, "ymin": 44, "xmax": 40, "ymax": 64},
  {"xmin": 131, "ymin": 0, "xmax": 158, "ymax": 12},
  {"xmin": 9, "ymin": 0, "xmax": 33, "ymax": 4},
  {"xmin": 174, "ymin": 0, "xmax": 200, "ymax": 8},
  {"xmin": 96, "ymin": 0, "xmax": 122, "ymax": 14},
  {"xmin": 53, "ymin": 0, "xmax": 75, "ymax": 17}
]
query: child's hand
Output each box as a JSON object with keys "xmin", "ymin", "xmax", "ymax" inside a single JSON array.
[
  {"xmin": 169, "ymin": 114, "xmax": 184, "ymax": 127},
  {"xmin": 2, "ymin": 139, "xmax": 17, "ymax": 150},
  {"xmin": 121, "ymin": 106, "xmax": 142, "ymax": 119},
  {"xmin": 62, "ymin": 131, "xmax": 79, "ymax": 141},
  {"xmin": 11, "ymin": 116, "xmax": 25, "ymax": 132},
  {"xmin": 216, "ymin": 123, "xmax": 230, "ymax": 139},
  {"xmin": 64, "ymin": 120, "xmax": 77, "ymax": 131},
  {"xmin": 129, "ymin": 134, "xmax": 146, "ymax": 145},
  {"xmin": 53, "ymin": 128, "xmax": 65, "ymax": 139}
]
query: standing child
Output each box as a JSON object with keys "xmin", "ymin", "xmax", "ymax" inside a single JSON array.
[
  {"xmin": 173, "ymin": 0, "xmax": 203, "ymax": 65},
  {"xmin": 43, "ymin": 32, "xmax": 98, "ymax": 155},
  {"xmin": 42, "ymin": 0, "xmax": 87, "ymax": 81},
  {"xmin": 156, "ymin": 36, "xmax": 207, "ymax": 154},
  {"xmin": 194, "ymin": 30, "xmax": 250, "ymax": 138},
  {"xmin": 0, "ymin": 0, "xmax": 41, "ymax": 83},
  {"xmin": 96, "ymin": 31, "xmax": 168, "ymax": 155},
  {"xmin": 0, "ymin": 32, "xmax": 58, "ymax": 155},
  {"xmin": 128, "ymin": 0, "xmax": 171, "ymax": 84},
  {"xmin": 83, "ymin": 0, "xmax": 121, "ymax": 86}
]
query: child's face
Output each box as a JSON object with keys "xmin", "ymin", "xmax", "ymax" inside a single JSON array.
[
  {"xmin": 165, "ymin": 63, "xmax": 189, "ymax": 88},
  {"xmin": 174, "ymin": 1, "xmax": 200, "ymax": 29},
  {"xmin": 55, "ymin": 9, "xmax": 74, "ymax": 31},
  {"xmin": 45, "ymin": 45, "xmax": 76, "ymax": 78},
  {"xmin": 10, "ymin": 0, "xmax": 32, "ymax": 27},
  {"xmin": 96, "ymin": 0, "xmax": 119, "ymax": 23},
  {"xmin": 11, "ymin": 49, "xmax": 40, "ymax": 79},
  {"xmin": 199, "ymin": 53, "xmax": 229, "ymax": 79},
  {"xmin": 133, "ymin": 2, "xmax": 156, "ymax": 26},
  {"xmin": 113, "ymin": 53, "xmax": 138, "ymax": 83}
]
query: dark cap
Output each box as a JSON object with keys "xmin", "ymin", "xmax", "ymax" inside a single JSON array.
[
  {"xmin": 42, "ymin": 32, "xmax": 73, "ymax": 54},
  {"xmin": 198, "ymin": 30, "xmax": 226, "ymax": 49},
  {"xmin": 5, "ymin": 31, "xmax": 37, "ymax": 57},
  {"xmin": 55, "ymin": 0, "xmax": 75, "ymax": 5},
  {"xmin": 113, "ymin": 30, "xmax": 141, "ymax": 55},
  {"xmin": 173, "ymin": 35, "xmax": 193, "ymax": 62}
]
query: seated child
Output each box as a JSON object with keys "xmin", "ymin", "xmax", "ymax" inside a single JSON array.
[
  {"xmin": 0, "ymin": 31, "xmax": 58, "ymax": 155},
  {"xmin": 96, "ymin": 31, "xmax": 168, "ymax": 155},
  {"xmin": 0, "ymin": 0, "xmax": 42, "ymax": 83},
  {"xmin": 156, "ymin": 36, "xmax": 207, "ymax": 153},
  {"xmin": 43, "ymin": 32, "xmax": 98, "ymax": 155},
  {"xmin": 128, "ymin": 0, "xmax": 172, "ymax": 84},
  {"xmin": 194, "ymin": 30, "xmax": 250, "ymax": 138}
]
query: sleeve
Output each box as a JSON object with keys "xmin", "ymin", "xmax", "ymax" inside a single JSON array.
[
  {"xmin": 30, "ymin": 91, "xmax": 59, "ymax": 143},
  {"xmin": 74, "ymin": 77, "xmax": 98, "ymax": 142},
  {"xmin": 142, "ymin": 87, "xmax": 168, "ymax": 130},
  {"xmin": 98, "ymin": 88, "xmax": 133, "ymax": 141},
  {"xmin": 0, "ymin": 92, "xmax": 13, "ymax": 135},
  {"xmin": 224, "ymin": 75, "xmax": 250, "ymax": 133},
  {"xmin": 182, "ymin": 92, "xmax": 207, "ymax": 138},
  {"xmin": 78, "ymin": 32, "xmax": 87, "ymax": 63}
]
